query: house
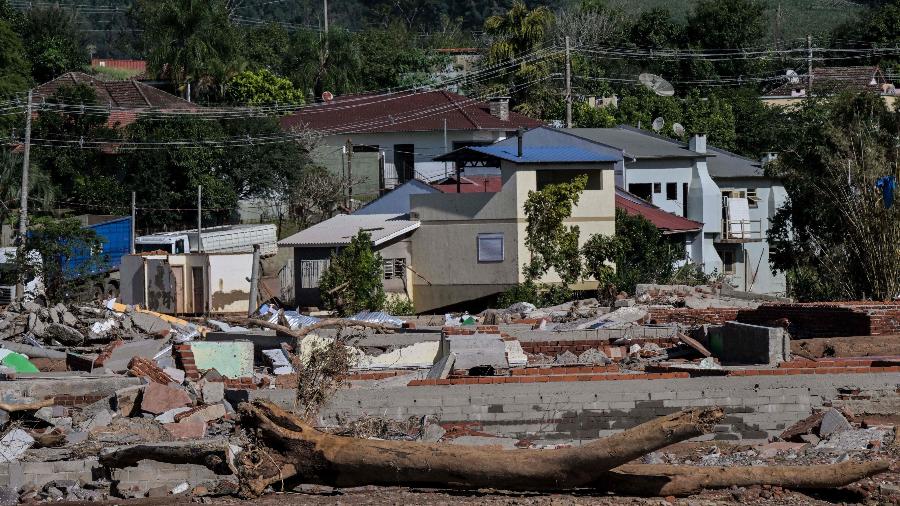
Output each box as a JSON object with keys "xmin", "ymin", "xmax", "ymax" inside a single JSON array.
[
  {"xmin": 415, "ymin": 127, "xmax": 621, "ymax": 312},
  {"xmin": 615, "ymin": 188, "xmax": 702, "ymax": 245},
  {"xmin": 277, "ymin": 212, "xmax": 420, "ymax": 308},
  {"xmin": 33, "ymin": 72, "xmax": 200, "ymax": 127},
  {"xmin": 761, "ymin": 66, "xmax": 898, "ymax": 110},
  {"xmin": 279, "ymin": 91, "xmax": 543, "ymax": 196},
  {"xmin": 567, "ymin": 126, "xmax": 787, "ymax": 295}
]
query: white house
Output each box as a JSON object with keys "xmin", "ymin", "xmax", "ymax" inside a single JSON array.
[{"xmin": 568, "ymin": 127, "xmax": 787, "ymax": 295}]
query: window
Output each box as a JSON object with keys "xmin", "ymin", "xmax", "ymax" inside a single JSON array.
[
  {"xmin": 537, "ymin": 170, "xmax": 602, "ymax": 191},
  {"xmin": 747, "ymin": 188, "xmax": 759, "ymax": 208},
  {"xmin": 720, "ymin": 249, "xmax": 736, "ymax": 275},
  {"xmin": 628, "ymin": 183, "xmax": 653, "ymax": 202},
  {"xmin": 666, "ymin": 182, "xmax": 678, "ymax": 201},
  {"xmin": 300, "ymin": 259, "xmax": 329, "ymax": 288},
  {"xmin": 382, "ymin": 258, "xmax": 406, "ymax": 280},
  {"xmin": 393, "ymin": 144, "xmax": 415, "ymax": 183},
  {"xmin": 477, "ymin": 233, "xmax": 504, "ymax": 263},
  {"xmin": 653, "ymin": 182, "xmax": 662, "ymax": 194}
]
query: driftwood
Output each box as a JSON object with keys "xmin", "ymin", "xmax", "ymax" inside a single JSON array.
[
  {"xmin": 234, "ymin": 400, "xmax": 724, "ymax": 496},
  {"xmin": 0, "ymin": 397, "xmax": 54, "ymax": 412},
  {"xmin": 600, "ymin": 461, "xmax": 891, "ymax": 496},
  {"xmin": 223, "ymin": 317, "xmax": 398, "ymax": 339},
  {"xmin": 99, "ymin": 440, "xmax": 233, "ymax": 474}
]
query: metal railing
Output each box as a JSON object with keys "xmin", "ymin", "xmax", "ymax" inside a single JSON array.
[{"xmin": 720, "ymin": 219, "xmax": 763, "ymax": 241}]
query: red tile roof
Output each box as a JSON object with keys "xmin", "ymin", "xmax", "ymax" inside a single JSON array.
[
  {"xmin": 34, "ymin": 72, "xmax": 200, "ymax": 127},
  {"xmin": 432, "ymin": 175, "xmax": 503, "ymax": 193},
  {"xmin": 765, "ymin": 66, "xmax": 892, "ymax": 97},
  {"xmin": 280, "ymin": 90, "xmax": 543, "ymax": 134},
  {"xmin": 616, "ymin": 189, "xmax": 703, "ymax": 234}
]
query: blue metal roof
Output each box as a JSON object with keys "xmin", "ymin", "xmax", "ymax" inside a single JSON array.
[{"xmin": 465, "ymin": 145, "xmax": 619, "ymax": 164}]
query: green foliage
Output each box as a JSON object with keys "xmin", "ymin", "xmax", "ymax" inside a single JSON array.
[
  {"xmin": 355, "ymin": 24, "xmax": 449, "ymax": 90},
  {"xmin": 0, "ymin": 19, "xmax": 30, "ymax": 98},
  {"xmin": 582, "ymin": 209, "xmax": 684, "ymax": 294},
  {"xmin": 15, "ymin": 217, "xmax": 106, "ymax": 302},
  {"xmin": 523, "ymin": 175, "xmax": 587, "ymax": 285},
  {"xmin": 318, "ymin": 231, "xmax": 386, "ymax": 316},
  {"xmin": 382, "ymin": 296, "xmax": 415, "ymax": 316},
  {"xmin": 496, "ymin": 281, "xmax": 573, "ymax": 309},
  {"xmin": 224, "ymin": 69, "xmax": 304, "ymax": 106},
  {"xmin": 767, "ymin": 92, "xmax": 900, "ymax": 300},
  {"xmin": 15, "ymin": 6, "xmax": 87, "ymax": 83}
]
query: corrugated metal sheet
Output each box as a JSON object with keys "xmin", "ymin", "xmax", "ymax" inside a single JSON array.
[
  {"xmin": 278, "ymin": 214, "xmax": 419, "ymax": 248},
  {"xmin": 348, "ymin": 311, "xmax": 406, "ymax": 327},
  {"xmin": 268, "ymin": 310, "xmax": 320, "ymax": 330},
  {"xmin": 464, "ymin": 145, "xmax": 619, "ymax": 164}
]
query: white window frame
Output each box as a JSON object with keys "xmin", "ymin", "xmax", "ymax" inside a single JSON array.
[
  {"xmin": 382, "ymin": 258, "xmax": 406, "ymax": 280},
  {"xmin": 477, "ymin": 233, "xmax": 505, "ymax": 263}
]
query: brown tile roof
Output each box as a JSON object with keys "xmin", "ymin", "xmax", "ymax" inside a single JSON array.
[
  {"xmin": 615, "ymin": 188, "xmax": 703, "ymax": 234},
  {"xmin": 33, "ymin": 72, "xmax": 200, "ymax": 127},
  {"xmin": 764, "ymin": 66, "xmax": 891, "ymax": 97},
  {"xmin": 280, "ymin": 90, "xmax": 543, "ymax": 134}
]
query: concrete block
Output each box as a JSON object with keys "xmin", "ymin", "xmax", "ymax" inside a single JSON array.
[
  {"xmin": 708, "ymin": 322, "xmax": 789, "ymax": 365},
  {"xmin": 140, "ymin": 382, "xmax": 193, "ymax": 415}
]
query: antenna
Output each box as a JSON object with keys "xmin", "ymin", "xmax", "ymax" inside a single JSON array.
[
  {"xmin": 786, "ymin": 69, "xmax": 800, "ymax": 85},
  {"xmin": 639, "ymin": 73, "xmax": 675, "ymax": 97},
  {"xmin": 651, "ymin": 117, "xmax": 664, "ymax": 132},
  {"xmin": 673, "ymin": 122, "xmax": 685, "ymax": 137}
]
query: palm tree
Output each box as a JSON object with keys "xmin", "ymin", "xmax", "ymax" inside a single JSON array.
[{"xmin": 482, "ymin": 1, "xmax": 554, "ymax": 117}]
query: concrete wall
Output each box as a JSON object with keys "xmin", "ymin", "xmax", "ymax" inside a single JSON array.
[
  {"xmin": 317, "ymin": 373, "xmax": 899, "ymax": 443},
  {"xmin": 207, "ymin": 254, "xmax": 252, "ymax": 314},
  {"xmin": 620, "ymin": 158, "xmax": 695, "ymax": 216},
  {"xmin": 0, "ymin": 459, "xmax": 101, "ymax": 490},
  {"xmin": 707, "ymin": 322, "xmax": 789, "ymax": 365}
]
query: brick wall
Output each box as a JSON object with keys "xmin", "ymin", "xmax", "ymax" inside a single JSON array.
[
  {"xmin": 737, "ymin": 303, "xmax": 900, "ymax": 337},
  {"xmin": 520, "ymin": 337, "xmax": 677, "ymax": 356},
  {"xmin": 646, "ymin": 308, "xmax": 741, "ymax": 326}
]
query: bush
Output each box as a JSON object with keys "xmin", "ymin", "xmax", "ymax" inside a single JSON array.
[
  {"xmin": 382, "ymin": 296, "xmax": 414, "ymax": 316},
  {"xmin": 318, "ymin": 230, "xmax": 385, "ymax": 316}
]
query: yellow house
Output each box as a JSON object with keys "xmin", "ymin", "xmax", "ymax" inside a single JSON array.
[
  {"xmin": 761, "ymin": 66, "xmax": 898, "ymax": 110},
  {"xmin": 410, "ymin": 127, "xmax": 622, "ymax": 313}
]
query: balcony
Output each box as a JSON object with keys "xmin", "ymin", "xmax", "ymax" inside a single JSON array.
[{"xmin": 717, "ymin": 219, "xmax": 764, "ymax": 243}]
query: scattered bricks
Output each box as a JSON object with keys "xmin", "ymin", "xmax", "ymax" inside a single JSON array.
[
  {"xmin": 163, "ymin": 418, "xmax": 207, "ymax": 439},
  {"xmin": 93, "ymin": 340, "xmax": 125, "ymax": 368},
  {"xmin": 127, "ymin": 357, "xmax": 174, "ymax": 385},
  {"xmin": 173, "ymin": 345, "xmax": 201, "ymax": 380},
  {"xmin": 140, "ymin": 382, "xmax": 193, "ymax": 415}
]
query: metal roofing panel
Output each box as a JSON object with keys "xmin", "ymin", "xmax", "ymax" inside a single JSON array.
[
  {"xmin": 568, "ymin": 127, "xmax": 704, "ymax": 159},
  {"xmin": 278, "ymin": 214, "xmax": 419, "ymax": 248},
  {"xmin": 465, "ymin": 145, "xmax": 619, "ymax": 164},
  {"xmin": 706, "ymin": 147, "xmax": 764, "ymax": 179}
]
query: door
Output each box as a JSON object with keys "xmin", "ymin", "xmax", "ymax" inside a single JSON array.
[
  {"xmin": 192, "ymin": 267, "xmax": 205, "ymax": 314},
  {"xmin": 171, "ymin": 265, "xmax": 184, "ymax": 314},
  {"xmin": 393, "ymin": 144, "xmax": 415, "ymax": 183}
]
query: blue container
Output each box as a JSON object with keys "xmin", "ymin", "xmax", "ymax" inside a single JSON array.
[{"xmin": 65, "ymin": 216, "xmax": 131, "ymax": 277}]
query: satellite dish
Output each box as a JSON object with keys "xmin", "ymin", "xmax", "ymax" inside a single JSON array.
[
  {"xmin": 321, "ymin": 91, "xmax": 334, "ymax": 103},
  {"xmin": 785, "ymin": 69, "xmax": 800, "ymax": 84},
  {"xmin": 673, "ymin": 122, "xmax": 685, "ymax": 137},
  {"xmin": 639, "ymin": 73, "xmax": 675, "ymax": 97},
  {"xmin": 651, "ymin": 117, "xmax": 664, "ymax": 132}
]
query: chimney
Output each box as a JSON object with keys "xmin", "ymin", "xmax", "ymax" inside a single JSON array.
[
  {"xmin": 517, "ymin": 127, "xmax": 524, "ymax": 158},
  {"xmin": 689, "ymin": 133, "xmax": 707, "ymax": 154},
  {"xmin": 489, "ymin": 97, "xmax": 510, "ymax": 121}
]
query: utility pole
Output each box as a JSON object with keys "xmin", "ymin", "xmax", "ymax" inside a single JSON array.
[
  {"xmin": 197, "ymin": 185, "xmax": 203, "ymax": 253},
  {"xmin": 345, "ymin": 139, "xmax": 353, "ymax": 210},
  {"xmin": 807, "ymin": 34, "xmax": 813, "ymax": 95},
  {"xmin": 16, "ymin": 90, "xmax": 33, "ymax": 300},
  {"xmin": 247, "ymin": 244, "xmax": 260, "ymax": 316},
  {"xmin": 565, "ymin": 36, "xmax": 573, "ymax": 129},
  {"xmin": 323, "ymin": 0, "xmax": 329, "ymax": 32},
  {"xmin": 130, "ymin": 192, "xmax": 136, "ymax": 254},
  {"xmin": 443, "ymin": 118, "xmax": 448, "ymax": 179}
]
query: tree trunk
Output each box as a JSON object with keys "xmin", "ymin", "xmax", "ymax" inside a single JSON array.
[
  {"xmin": 235, "ymin": 400, "xmax": 724, "ymax": 496},
  {"xmin": 222, "ymin": 317, "xmax": 397, "ymax": 339},
  {"xmin": 599, "ymin": 461, "xmax": 890, "ymax": 496}
]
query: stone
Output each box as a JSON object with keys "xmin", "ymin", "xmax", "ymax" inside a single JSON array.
[
  {"xmin": 555, "ymin": 350, "xmax": 578, "ymax": 365},
  {"xmin": 146, "ymin": 486, "xmax": 169, "ymax": 498},
  {"xmin": 140, "ymin": 382, "xmax": 193, "ymax": 415},
  {"xmin": 163, "ymin": 418, "xmax": 206, "ymax": 440},
  {"xmin": 43, "ymin": 323, "xmax": 84, "ymax": 346},
  {"xmin": 819, "ymin": 408, "xmax": 852, "ymax": 438},
  {"xmin": 799, "ymin": 434, "xmax": 820, "ymax": 445},
  {"xmin": 420, "ymin": 415, "xmax": 445, "ymax": 443},
  {"xmin": 578, "ymin": 348, "xmax": 611, "ymax": 365},
  {"xmin": 0, "ymin": 429, "xmax": 34, "ymax": 462},
  {"xmin": 47, "ymin": 307, "xmax": 60, "ymax": 324},
  {"xmin": 171, "ymin": 482, "xmax": 189, "ymax": 495},
  {"xmin": 757, "ymin": 441, "xmax": 806, "ymax": 459},
  {"xmin": 0, "ymin": 410, "xmax": 8, "ymax": 429},
  {"xmin": 129, "ymin": 312, "xmax": 171, "ymax": 336},
  {"xmin": 78, "ymin": 406, "xmax": 113, "ymax": 432},
  {"xmin": 65, "ymin": 432, "xmax": 88, "ymax": 445},
  {"xmin": 614, "ymin": 298, "xmax": 635, "ymax": 307},
  {"xmin": 199, "ymin": 381, "xmax": 225, "ymax": 404},
  {"xmin": 115, "ymin": 385, "xmax": 144, "ymax": 417},
  {"xmin": 164, "ymin": 367, "xmax": 185, "ymax": 384},
  {"xmin": 33, "ymin": 406, "xmax": 54, "ymax": 423},
  {"xmin": 61, "ymin": 311, "xmax": 78, "ymax": 327},
  {"xmin": 155, "ymin": 407, "xmax": 194, "ymax": 424}
]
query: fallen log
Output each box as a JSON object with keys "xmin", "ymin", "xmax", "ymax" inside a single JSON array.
[
  {"xmin": 222, "ymin": 317, "xmax": 398, "ymax": 339},
  {"xmin": 235, "ymin": 400, "xmax": 724, "ymax": 496},
  {"xmin": 600, "ymin": 461, "xmax": 890, "ymax": 496},
  {"xmin": 99, "ymin": 440, "xmax": 233, "ymax": 474},
  {"xmin": 0, "ymin": 397, "xmax": 54, "ymax": 412}
]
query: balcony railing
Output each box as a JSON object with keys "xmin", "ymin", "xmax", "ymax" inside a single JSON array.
[{"xmin": 718, "ymin": 219, "xmax": 763, "ymax": 242}]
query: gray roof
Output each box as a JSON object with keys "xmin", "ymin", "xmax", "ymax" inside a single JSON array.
[
  {"xmin": 568, "ymin": 126, "xmax": 705, "ymax": 159},
  {"xmin": 706, "ymin": 147, "xmax": 764, "ymax": 179},
  {"xmin": 278, "ymin": 214, "xmax": 419, "ymax": 248},
  {"xmin": 355, "ymin": 180, "xmax": 439, "ymax": 216}
]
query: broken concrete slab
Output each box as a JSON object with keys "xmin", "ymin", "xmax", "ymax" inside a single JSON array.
[
  {"xmin": 155, "ymin": 407, "xmax": 194, "ymax": 424},
  {"xmin": 186, "ymin": 341, "xmax": 254, "ymax": 379},
  {"xmin": 199, "ymin": 381, "xmax": 225, "ymax": 405},
  {"xmin": 426, "ymin": 353, "xmax": 456, "ymax": 380},
  {"xmin": 163, "ymin": 418, "xmax": 207, "ymax": 440},
  {"xmin": 140, "ymin": 383, "xmax": 193, "ymax": 415},
  {"xmin": 164, "ymin": 367, "xmax": 185, "ymax": 384},
  {"xmin": 446, "ymin": 334, "xmax": 508, "ymax": 371},
  {"xmin": 819, "ymin": 408, "xmax": 852, "ymax": 438},
  {"xmin": 0, "ymin": 429, "xmax": 34, "ymax": 463},
  {"xmin": 114, "ymin": 386, "xmax": 144, "ymax": 417},
  {"xmin": 128, "ymin": 312, "xmax": 172, "ymax": 336},
  {"xmin": 261, "ymin": 349, "xmax": 294, "ymax": 375},
  {"xmin": 178, "ymin": 404, "xmax": 226, "ymax": 425},
  {"xmin": 42, "ymin": 324, "xmax": 84, "ymax": 346},
  {"xmin": 101, "ymin": 339, "xmax": 169, "ymax": 373}
]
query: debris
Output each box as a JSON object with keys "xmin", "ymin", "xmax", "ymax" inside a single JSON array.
[
  {"xmin": 819, "ymin": 408, "xmax": 852, "ymax": 438},
  {"xmin": 0, "ymin": 349, "xmax": 38, "ymax": 373},
  {"xmin": 678, "ymin": 331, "xmax": 712, "ymax": 357},
  {"xmin": 578, "ymin": 348, "xmax": 611, "ymax": 365},
  {"xmin": 43, "ymin": 323, "xmax": 85, "ymax": 346},
  {"xmin": 140, "ymin": 382, "xmax": 193, "ymax": 415},
  {"xmin": 261, "ymin": 348, "xmax": 294, "ymax": 375},
  {"xmin": 0, "ymin": 429, "xmax": 34, "ymax": 463},
  {"xmin": 186, "ymin": 341, "xmax": 254, "ymax": 379}
]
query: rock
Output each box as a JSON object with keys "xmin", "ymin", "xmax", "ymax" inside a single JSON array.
[
  {"xmin": 47, "ymin": 307, "xmax": 60, "ymax": 324},
  {"xmin": 200, "ymin": 381, "xmax": 225, "ymax": 404},
  {"xmin": 614, "ymin": 298, "xmax": 635, "ymax": 307},
  {"xmin": 78, "ymin": 406, "xmax": 114, "ymax": 432},
  {"xmin": 33, "ymin": 406, "xmax": 54, "ymax": 423},
  {"xmin": 140, "ymin": 382, "xmax": 193, "ymax": 415},
  {"xmin": 155, "ymin": 407, "xmax": 193, "ymax": 424},
  {"xmin": 555, "ymin": 350, "xmax": 578, "ymax": 365},
  {"xmin": 164, "ymin": 367, "xmax": 185, "ymax": 384},
  {"xmin": 146, "ymin": 485, "xmax": 169, "ymax": 498},
  {"xmin": 578, "ymin": 348, "xmax": 611, "ymax": 365},
  {"xmin": 0, "ymin": 410, "xmax": 8, "ymax": 429},
  {"xmin": 115, "ymin": 385, "xmax": 144, "ymax": 417},
  {"xmin": 819, "ymin": 408, "xmax": 852, "ymax": 438},
  {"xmin": 163, "ymin": 418, "xmax": 206, "ymax": 439},
  {"xmin": 0, "ymin": 429, "xmax": 34, "ymax": 462},
  {"xmin": 420, "ymin": 415, "xmax": 445, "ymax": 443},
  {"xmin": 799, "ymin": 434, "xmax": 820, "ymax": 445},
  {"xmin": 43, "ymin": 323, "xmax": 84, "ymax": 345},
  {"xmin": 65, "ymin": 431, "xmax": 88, "ymax": 445},
  {"xmin": 22, "ymin": 301, "xmax": 41, "ymax": 313},
  {"xmin": 61, "ymin": 311, "xmax": 78, "ymax": 327}
]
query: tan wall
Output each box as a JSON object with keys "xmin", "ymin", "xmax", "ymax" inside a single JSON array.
[{"xmin": 763, "ymin": 95, "xmax": 898, "ymax": 111}]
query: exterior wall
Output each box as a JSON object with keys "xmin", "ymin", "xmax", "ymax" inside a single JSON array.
[
  {"xmin": 763, "ymin": 95, "xmax": 898, "ymax": 111},
  {"xmin": 687, "ymin": 158, "xmax": 724, "ymax": 273},
  {"xmin": 411, "ymin": 162, "xmax": 615, "ymax": 312},
  {"xmin": 207, "ymin": 254, "xmax": 253, "ymax": 313},
  {"xmin": 620, "ymin": 158, "xmax": 695, "ymax": 216}
]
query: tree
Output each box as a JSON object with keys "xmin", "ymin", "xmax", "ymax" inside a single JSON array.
[
  {"xmin": 14, "ymin": 217, "xmax": 106, "ymax": 302},
  {"xmin": 283, "ymin": 28, "xmax": 362, "ymax": 98},
  {"xmin": 16, "ymin": 6, "xmax": 87, "ymax": 83},
  {"xmin": 0, "ymin": 19, "xmax": 30, "ymax": 98},
  {"xmin": 318, "ymin": 230, "xmax": 385, "ymax": 316},
  {"xmin": 0, "ymin": 150, "xmax": 55, "ymax": 231},
  {"xmin": 767, "ymin": 92, "xmax": 900, "ymax": 300},
  {"xmin": 224, "ymin": 69, "xmax": 305, "ymax": 106},
  {"xmin": 686, "ymin": 0, "xmax": 767, "ymax": 76},
  {"xmin": 354, "ymin": 24, "xmax": 446, "ymax": 90},
  {"xmin": 523, "ymin": 175, "xmax": 587, "ymax": 285},
  {"xmin": 134, "ymin": 0, "xmax": 243, "ymax": 101},
  {"xmin": 241, "ymin": 23, "xmax": 291, "ymax": 75},
  {"xmin": 582, "ymin": 209, "xmax": 683, "ymax": 295}
]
